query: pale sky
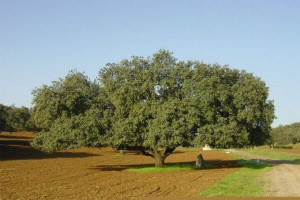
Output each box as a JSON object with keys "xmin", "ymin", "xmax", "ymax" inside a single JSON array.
[{"xmin": 1, "ymin": 0, "xmax": 300, "ymax": 127}]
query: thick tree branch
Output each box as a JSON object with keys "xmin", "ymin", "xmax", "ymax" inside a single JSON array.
[
  {"xmin": 140, "ymin": 149, "xmax": 154, "ymax": 158},
  {"xmin": 164, "ymin": 146, "xmax": 177, "ymax": 157}
]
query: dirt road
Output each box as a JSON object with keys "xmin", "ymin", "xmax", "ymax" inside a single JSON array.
[{"xmin": 228, "ymin": 149, "xmax": 300, "ymax": 197}]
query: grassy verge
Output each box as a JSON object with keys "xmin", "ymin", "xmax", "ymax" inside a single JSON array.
[
  {"xmin": 127, "ymin": 163, "xmax": 198, "ymax": 173},
  {"xmin": 240, "ymin": 148, "xmax": 300, "ymax": 164},
  {"xmin": 200, "ymin": 159, "xmax": 271, "ymax": 197}
]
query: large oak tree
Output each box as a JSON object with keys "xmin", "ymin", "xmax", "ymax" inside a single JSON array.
[
  {"xmin": 99, "ymin": 50, "xmax": 275, "ymax": 167},
  {"xmin": 30, "ymin": 50, "xmax": 275, "ymax": 167}
]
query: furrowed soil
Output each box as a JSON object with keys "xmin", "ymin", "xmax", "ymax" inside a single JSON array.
[{"xmin": 0, "ymin": 131, "xmax": 239, "ymax": 200}]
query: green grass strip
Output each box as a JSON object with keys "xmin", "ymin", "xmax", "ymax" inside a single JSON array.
[
  {"xmin": 127, "ymin": 163, "xmax": 196, "ymax": 173},
  {"xmin": 240, "ymin": 148, "xmax": 300, "ymax": 164},
  {"xmin": 200, "ymin": 159, "xmax": 271, "ymax": 197},
  {"xmin": 114, "ymin": 153, "xmax": 125, "ymax": 157}
]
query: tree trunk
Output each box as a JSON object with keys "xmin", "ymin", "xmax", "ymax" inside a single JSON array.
[{"xmin": 154, "ymin": 150, "xmax": 165, "ymax": 167}]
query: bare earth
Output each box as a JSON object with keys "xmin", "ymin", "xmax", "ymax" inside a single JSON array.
[
  {"xmin": 228, "ymin": 149, "xmax": 300, "ymax": 197},
  {"xmin": 2, "ymin": 132, "xmax": 299, "ymax": 199},
  {"xmin": 0, "ymin": 131, "xmax": 239, "ymax": 200}
]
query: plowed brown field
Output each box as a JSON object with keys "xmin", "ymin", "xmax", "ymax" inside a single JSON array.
[{"xmin": 0, "ymin": 131, "xmax": 239, "ymax": 200}]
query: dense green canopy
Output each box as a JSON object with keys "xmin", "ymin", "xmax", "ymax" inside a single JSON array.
[
  {"xmin": 31, "ymin": 70, "xmax": 106, "ymax": 152},
  {"xmin": 31, "ymin": 70, "xmax": 100, "ymax": 131},
  {"xmin": 99, "ymin": 50, "xmax": 275, "ymax": 166},
  {"xmin": 270, "ymin": 122, "xmax": 300, "ymax": 146},
  {"xmin": 0, "ymin": 104, "xmax": 30, "ymax": 131},
  {"xmin": 30, "ymin": 50, "xmax": 275, "ymax": 167}
]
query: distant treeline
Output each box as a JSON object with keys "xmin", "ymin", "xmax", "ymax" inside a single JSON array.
[
  {"xmin": 0, "ymin": 104, "xmax": 36, "ymax": 132},
  {"xmin": 269, "ymin": 122, "xmax": 300, "ymax": 146}
]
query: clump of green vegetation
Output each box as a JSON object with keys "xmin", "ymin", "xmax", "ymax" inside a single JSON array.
[
  {"xmin": 127, "ymin": 163, "xmax": 196, "ymax": 173},
  {"xmin": 240, "ymin": 148, "xmax": 300, "ymax": 164},
  {"xmin": 269, "ymin": 122, "xmax": 300, "ymax": 147},
  {"xmin": 0, "ymin": 104, "xmax": 31, "ymax": 132},
  {"xmin": 200, "ymin": 160, "xmax": 272, "ymax": 197}
]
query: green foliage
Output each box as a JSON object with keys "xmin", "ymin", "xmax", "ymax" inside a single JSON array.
[
  {"xmin": 192, "ymin": 66, "xmax": 275, "ymax": 148},
  {"xmin": 31, "ymin": 70, "xmax": 100, "ymax": 131},
  {"xmin": 29, "ymin": 50, "xmax": 274, "ymax": 166},
  {"xmin": 31, "ymin": 110, "xmax": 103, "ymax": 152},
  {"xmin": 0, "ymin": 104, "xmax": 30, "ymax": 131},
  {"xmin": 31, "ymin": 70, "xmax": 106, "ymax": 152},
  {"xmin": 0, "ymin": 104, "xmax": 7, "ymax": 131},
  {"xmin": 99, "ymin": 50, "xmax": 274, "ymax": 167},
  {"xmin": 270, "ymin": 122, "xmax": 300, "ymax": 146},
  {"xmin": 100, "ymin": 50, "xmax": 194, "ymax": 166},
  {"xmin": 24, "ymin": 108, "xmax": 39, "ymax": 131},
  {"xmin": 200, "ymin": 159, "xmax": 271, "ymax": 197},
  {"xmin": 7, "ymin": 106, "xmax": 30, "ymax": 131}
]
